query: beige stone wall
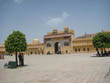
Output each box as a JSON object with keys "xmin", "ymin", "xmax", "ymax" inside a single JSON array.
[
  {"xmin": 72, "ymin": 37, "xmax": 96, "ymax": 53},
  {"xmin": 72, "ymin": 46, "xmax": 96, "ymax": 53},
  {"xmin": 44, "ymin": 47, "xmax": 54, "ymax": 54},
  {"xmin": 0, "ymin": 45, "xmax": 6, "ymax": 55},
  {"xmin": 26, "ymin": 43, "xmax": 44, "ymax": 55},
  {"xmin": 61, "ymin": 46, "xmax": 73, "ymax": 54}
]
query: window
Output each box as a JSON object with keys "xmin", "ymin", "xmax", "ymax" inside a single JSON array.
[
  {"xmin": 30, "ymin": 52, "xmax": 33, "ymax": 55},
  {"xmin": 78, "ymin": 48, "xmax": 80, "ymax": 52},
  {"xmin": 64, "ymin": 42, "xmax": 69, "ymax": 46},
  {"xmin": 83, "ymin": 48, "xmax": 85, "ymax": 51},
  {"xmin": 38, "ymin": 51, "xmax": 40, "ymax": 54},
  {"xmin": 47, "ymin": 43, "xmax": 51, "ymax": 47},
  {"xmin": 75, "ymin": 49, "xmax": 77, "ymax": 52},
  {"xmin": 87, "ymin": 48, "xmax": 89, "ymax": 51},
  {"xmin": 35, "ymin": 52, "xmax": 36, "ymax": 54},
  {"xmin": 66, "ymin": 50, "xmax": 68, "ymax": 54}
]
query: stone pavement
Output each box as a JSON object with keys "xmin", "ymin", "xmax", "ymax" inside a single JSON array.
[{"xmin": 0, "ymin": 54, "xmax": 110, "ymax": 83}]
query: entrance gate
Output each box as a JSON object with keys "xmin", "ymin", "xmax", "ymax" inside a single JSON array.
[{"xmin": 54, "ymin": 42, "xmax": 61, "ymax": 54}]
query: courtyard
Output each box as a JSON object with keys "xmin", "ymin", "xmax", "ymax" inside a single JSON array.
[{"xmin": 0, "ymin": 53, "xmax": 110, "ymax": 83}]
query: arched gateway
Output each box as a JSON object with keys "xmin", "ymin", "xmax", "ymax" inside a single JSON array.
[
  {"xmin": 44, "ymin": 27, "xmax": 74, "ymax": 54},
  {"xmin": 54, "ymin": 42, "xmax": 60, "ymax": 54}
]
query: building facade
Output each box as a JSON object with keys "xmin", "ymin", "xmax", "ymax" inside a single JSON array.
[
  {"xmin": 44, "ymin": 26, "xmax": 74, "ymax": 54},
  {"xmin": 0, "ymin": 26, "xmax": 110, "ymax": 55}
]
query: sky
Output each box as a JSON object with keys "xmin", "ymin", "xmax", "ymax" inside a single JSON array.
[{"xmin": 0, "ymin": 0, "xmax": 110, "ymax": 44}]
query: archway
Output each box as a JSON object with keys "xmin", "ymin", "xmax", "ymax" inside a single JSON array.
[{"xmin": 54, "ymin": 42, "xmax": 60, "ymax": 54}]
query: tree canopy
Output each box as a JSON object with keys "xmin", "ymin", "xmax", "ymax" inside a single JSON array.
[
  {"xmin": 93, "ymin": 32, "xmax": 110, "ymax": 48},
  {"xmin": 93, "ymin": 32, "xmax": 110, "ymax": 56},
  {"xmin": 5, "ymin": 31, "xmax": 27, "ymax": 53}
]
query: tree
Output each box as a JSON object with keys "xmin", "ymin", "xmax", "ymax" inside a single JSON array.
[
  {"xmin": 93, "ymin": 32, "xmax": 110, "ymax": 56},
  {"xmin": 103, "ymin": 33, "xmax": 110, "ymax": 48},
  {"xmin": 5, "ymin": 31, "xmax": 27, "ymax": 66}
]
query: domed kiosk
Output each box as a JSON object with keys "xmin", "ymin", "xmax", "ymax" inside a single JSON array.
[
  {"xmin": 32, "ymin": 38, "xmax": 40, "ymax": 44},
  {"xmin": 26, "ymin": 38, "xmax": 44, "ymax": 55}
]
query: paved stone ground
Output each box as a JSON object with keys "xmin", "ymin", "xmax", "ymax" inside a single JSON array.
[{"xmin": 0, "ymin": 53, "xmax": 110, "ymax": 83}]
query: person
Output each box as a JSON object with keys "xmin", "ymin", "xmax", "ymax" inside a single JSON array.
[
  {"xmin": 2, "ymin": 54, "xmax": 4, "ymax": 59},
  {"xmin": 18, "ymin": 53, "xmax": 22, "ymax": 66},
  {"xmin": 47, "ymin": 51, "xmax": 50, "ymax": 55},
  {"xmin": 21, "ymin": 53, "xmax": 24, "ymax": 66},
  {"xmin": 101, "ymin": 50, "xmax": 104, "ymax": 56},
  {"xmin": 108, "ymin": 51, "xmax": 110, "ymax": 56},
  {"xmin": 0, "ymin": 54, "xmax": 4, "ymax": 59},
  {"xmin": 104, "ymin": 50, "xmax": 107, "ymax": 56}
]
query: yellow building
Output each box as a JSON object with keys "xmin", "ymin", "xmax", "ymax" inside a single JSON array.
[
  {"xmin": 72, "ymin": 34, "xmax": 96, "ymax": 53},
  {"xmin": 26, "ymin": 38, "xmax": 44, "ymax": 55},
  {"xmin": 0, "ymin": 43, "xmax": 6, "ymax": 55},
  {"xmin": 0, "ymin": 26, "xmax": 110, "ymax": 55}
]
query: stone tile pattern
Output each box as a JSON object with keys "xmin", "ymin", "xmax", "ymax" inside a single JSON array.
[{"xmin": 0, "ymin": 53, "xmax": 110, "ymax": 83}]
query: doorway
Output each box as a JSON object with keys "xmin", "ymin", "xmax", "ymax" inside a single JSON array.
[{"xmin": 54, "ymin": 42, "xmax": 59, "ymax": 54}]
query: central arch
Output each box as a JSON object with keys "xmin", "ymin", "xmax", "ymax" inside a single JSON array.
[{"xmin": 54, "ymin": 42, "xmax": 59, "ymax": 54}]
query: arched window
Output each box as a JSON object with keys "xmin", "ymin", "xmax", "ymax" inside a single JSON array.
[
  {"xmin": 83, "ymin": 48, "xmax": 85, "ymax": 51},
  {"xmin": 47, "ymin": 43, "xmax": 51, "ymax": 47},
  {"xmin": 38, "ymin": 51, "xmax": 40, "ymax": 54},
  {"xmin": 64, "ymin": 42, "xmax": 69, "ymax": 46},
  {"xmin": 30, "ymin": 52, "xmax": 33, "ymax": 55},
  {"xmin": 75, "ymin": 49, "xmax": 77, "ymax": 52},
  {"xmin": 35, "ymin": 52, "xmax": 36, "ymax": 54},
  {"xmin": 78, "ymin": 48, "xmax": 80, "ymax": 52},
  {"xmin": 87, "ymin": 48, "xmax": 89, "ymax": 51},
  {"xmin": 66, "ymin": 50, "xmax": 68, "ymax": 54}
]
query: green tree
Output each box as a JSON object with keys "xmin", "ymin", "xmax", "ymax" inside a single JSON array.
[
  {"xmin": 103, "ymin": 33, "xmax": 110, "ymax": 48},
  {"xmin": 93, "ymin": 32, "xmax": 110, "ymax": 56},
  {"xmin": 5, "ymin": 31, "xmax": 27, "ymax": 66}
]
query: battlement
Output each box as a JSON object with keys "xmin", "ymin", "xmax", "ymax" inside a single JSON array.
[{"xmin": 47, "ymin": 26, "xmax": 74, "ymax": 35}]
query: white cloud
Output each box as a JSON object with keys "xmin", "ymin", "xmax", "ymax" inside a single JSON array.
[
  {"xmin": 46, "ymin": 12, "xmax": 69, "ymax": 27},
  {"xmin": 13, "ymin": 0, "xmax": 24, "ymax": 4}
]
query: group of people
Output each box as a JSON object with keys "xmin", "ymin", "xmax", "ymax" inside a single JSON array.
[
  {"xmin": 0, "ymin": 54, "xmax": 4, "ymax": 59},
  {"xmin": 101, "ymin": 51, "xmax": 110, "ymax": 56},
  {"xmin": 97, "ymin": 50, "xmax": 110, "ymax": 57},
  {"xmin": 18, "ymin": 53, "xmax": 24, "ymax": 66}
]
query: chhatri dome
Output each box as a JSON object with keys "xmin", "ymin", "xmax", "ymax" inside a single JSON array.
[
  {"xmin": 1, "ymin": 42, "xmax": 5, "ymax": 46},
  {"xmin": 64, "ymin": 26, "xmax": 69, "ymax": 31},
  {"xmin": 53, "ymin": 26, "xmax": 58, "ymax": 33},
  {"xmin": 53, "ymin": 27, "xmax": 57, "ymax": 31},
  {"xmin": 32, "ymin": 38, "xmax": 40, "ymax": 44}
]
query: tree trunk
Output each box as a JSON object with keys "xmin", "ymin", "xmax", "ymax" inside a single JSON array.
[
  {"xmin": 104, "ymin": 48, "xmax": 107, "ymax": 56},
  {"xmin": 15, "ymin": 51, "xmax": 18, "ymax": 67},
  {"xmin": 96, "ymin": 48, "xmax": 100, "ymax": 56}
]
